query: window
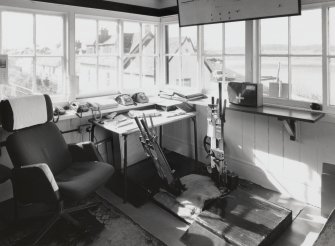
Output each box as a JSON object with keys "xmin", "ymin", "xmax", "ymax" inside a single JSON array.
[
  {"xmin": 1, "ymin": 11, "xmax": 65, "ymax": 97},
  {"xmin": 123, "ymin": 22, "xmax": 158, "ymax": 90},
  {"xmin": 329, "ymin": 8, "xmax": 335, "ymax": 106},
  {"xmin": 260, "ymin": 9, "xmax": 322, "ymax": 103},
  {"xmin": 164, "ymin": 24, "xmax": 198, "ymax": 89},
  {"xmin": 75, "ymin": 18, "xmax": 119, "ymax": 96},
  {"xmin": 202, "ymin": 22, "xmax": 245, "ymax": 93}
]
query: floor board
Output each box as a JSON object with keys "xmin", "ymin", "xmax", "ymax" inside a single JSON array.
[{"xmin": 98, "ymin": 152, "xmax": 326, "ymax": 246}]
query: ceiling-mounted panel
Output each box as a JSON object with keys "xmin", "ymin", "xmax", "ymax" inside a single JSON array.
[
  {"xmin": 33, "ymin": 0, "xmax": 178, "ymax": 16},
  {"xmin": 178, "ymin": 0, "xmax": 301, "ymax": 27}
]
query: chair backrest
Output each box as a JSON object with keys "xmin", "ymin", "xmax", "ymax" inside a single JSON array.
[{"xmin": 0, "ymin": 95, "xmax": 72, "ymax": 174}]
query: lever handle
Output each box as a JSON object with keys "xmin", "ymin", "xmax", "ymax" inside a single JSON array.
[
  {"xmin": 141, "ymin": 119, "xmax": 152, "ymax": 138},
  {"xmin": 222, "ymin": 99, "xmax": 227, "ymax": 123}
]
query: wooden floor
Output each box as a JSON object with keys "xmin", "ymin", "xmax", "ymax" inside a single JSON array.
[
  {"xmin": 97, "ymin": 150, "xmax": 326, "ymax": 246},
  {"xmin": 98, "ymin": 186, "xmax": 326, "ymax": 246},
  {"xmin": 99, "ymin": 151, "xmax": 327, "ymax": 246}
]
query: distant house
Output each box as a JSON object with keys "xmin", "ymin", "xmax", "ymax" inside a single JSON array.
[
  {"xmin": 166, "ymin": 37, "xmax": 198, "ymax": 87},
  {"xmin": 76, "ymin": 31, "xmax": 156, "ymax": 91}
]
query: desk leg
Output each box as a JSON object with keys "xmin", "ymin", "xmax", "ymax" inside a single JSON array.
[
  {"xmin": 90, "ymin": 124, "xmax": 96, "ymax": 143},
  {"xmin": 123, "ymin": 135, "xmax": 128, "ymax": 203},
  {"xmin": 111, "ymin": 135, "xmax": 115, "ymax": 166},
  {"xmin": 159, "ymin": 125, "xmax": 163, "ymax": 148},
  {"xmin": 191, "ymin": 117, "xmax": 199, "ymax": 171}
]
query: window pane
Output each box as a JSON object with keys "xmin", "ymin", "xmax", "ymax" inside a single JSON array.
[
  {"xmin": 2, "ymin": 12, "xmax": 34, "ymax": 56},
  {"xmin": 36, "ymin": 15, "xmax": 63, "ymax": 56},
  {"xmin": 225, "ymin": 22, "xmax": 245, "ymax": 54},
  {"xmin": 330, "ymin": 58, "xmax": 335, "ymax": 106},
  {"xmin": 123, "ymin": 56, "xmax": 140, "ymax": 89},
  {"xmin": 261, "ymin": 57, "xmax": 289, "ymax": 98},
  {"xmin": 204, "ymin": 24, "xmax": 222, "ymax": 55},
  {"xmin": 291, "ymin": 57, "xmax": 322, "ymax": 103},
  {"xmin": 165, "ymin": 24, "xmax": 179, "ymax": 54},
  {"xmin": 261, "ymin": 17, "xmax": 288, "ymax": 54},
  {"xmin": 181, "ymin": 56, "xmax": 197, "ymax": 87},
  {"xmin": 36, "ymin": 57, "xmax": 63, "ymax": 95},
  {"xmin": 143, "ymin": 24, "xmax": 157, "ymax": 55},
  {"xmin": 330, "ymin": 8, "xmax": 335, "ymax": 55},
  {"xmin": 142, "ymin": 56, "xmax": 157, "ymax": 88},
  {"xmin": 203, "ymin": 56, "xmax": 223, "ymax": 91},
  {"xmin": 75, "ymin": 18, "xmax": 97, "ymax": 55},
  {"xmin": 98, "ymin": 21, "xmax": 118, "ymax": 55},
  {"xmin": 8, "ymin": 57, "xmax": 34, "ymax": 92},
  {"xmin": 166, "ymin": 56, "xmax": 180, "ymax": 86},
  {"xmin": 181, "ymin": 26, "xmax": 197, "ymax": 54},
  {"xmin": 76, "ymin": 57, "xmax": 97, "ymax": 94},
  {"xmin": 225, "ymin": 56, "xmax": 245, "ymax": 82},
  {"xmin": 291, "ymin": 9, "xmax": 322, "ymax": 55},
  {"xmin": 123, "ymin": 22, "xmax": 140, "ymax": 54},
  {"xmin": 98, "ymin": 57, "xmax": 118, "ymax": 91}
]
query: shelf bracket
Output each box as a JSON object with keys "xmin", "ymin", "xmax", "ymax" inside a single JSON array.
[{"xmin": 281, "ymin": 119, "xmax": 297, "ymax": 141}]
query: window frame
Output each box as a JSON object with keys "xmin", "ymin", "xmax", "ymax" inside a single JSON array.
[
  {"xmin": 201, "ymin": 21, "xmax": 246, "ymax": 94},
  {"xmin": 75, "ymin": 16, "xmax": 159, "ymax": 98},
  {"xmin": 0, "ymin": 8, "xmax": 67, "ymax": 101},
  {"xmin": 121, "ymin": 21, "xmax": 159, "ymax": 92},
  {"xmin": 75, "ymin": 15, "xmax": 120, "ymax": 98},
  {"xmin": 257, "ymin": 3, "xmax": 335, "ymax": 114},
  {"xmin": 162, "ymin": 20, "xmax": 201, "ymax": 91}
]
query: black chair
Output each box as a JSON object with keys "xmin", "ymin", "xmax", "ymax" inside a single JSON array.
[{"xmin": 0, "ymin": 94, "xmax": 114, "ymax": 245}]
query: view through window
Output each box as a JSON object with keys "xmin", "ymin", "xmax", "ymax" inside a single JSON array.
[
  {"xmin": 75, "ymin": 18, "xmax": 119, "ymax": 95},
  {"xmin": 164, "ymin": 24, "xmax": 198, "ymax": 89},
  {"xmin": 202, "ymin": 21, "xmax": 245, "ymax": 93},
  {"xmin": 1, "ymin": 11, "xmax": 64, "ymax": 97},
  {"xmin": 260, "ymin": 9, "xmax": 322, "ymax": 103}
]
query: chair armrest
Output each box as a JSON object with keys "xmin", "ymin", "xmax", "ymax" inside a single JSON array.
[
  {"xmin": 68, "ymin": 142, "xmax": 103, "ymax": 162},
  {"xmin": 12, "ymin": 164, "xmax": 59, "ymax": 204}
]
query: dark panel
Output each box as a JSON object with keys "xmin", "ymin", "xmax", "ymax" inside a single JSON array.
[
  {"xmin": 33, "ymin": 0, "xmax": 178, "ymax": 17},
  {"xmin": 322, "ymin": 163, "xmax": 335, "ymax": 217},
  {"xmin": 159, "ymin": 6, "xmax": 178, "ymax": 16},
  {"xmin": 314, "ymin": 208, "xmax": 335, "ymax": 246},
  {"xmin": 183, "ymin": 189, "xmax": 292, "ymax": 246}
]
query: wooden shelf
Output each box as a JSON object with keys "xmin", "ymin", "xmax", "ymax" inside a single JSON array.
[
  {"xmin": 226, "ymin": 104, "xmax": 325, "ymax": 123},
  {"xmin": 225, "ymin": 104, "xmax": 325, "ymax": 141}
]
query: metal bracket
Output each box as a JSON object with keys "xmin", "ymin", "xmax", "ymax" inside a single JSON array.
[{"xmin": 281, "ymin": 119, "xmax": 297, "ymax": 141}]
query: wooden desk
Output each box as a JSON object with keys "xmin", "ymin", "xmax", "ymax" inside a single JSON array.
[{"xmin": 90, "ymin": 111, "xmax": 198, "ymax": 203}]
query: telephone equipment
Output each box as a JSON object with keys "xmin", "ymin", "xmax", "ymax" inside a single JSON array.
[
  {"xmin": 53, "ymin": 106, "xmax": 66, "ymax": 116},
  {"xmin": 132, "ymin": 92, "xmax": 149, "ymax": 104},
  {"xmin": 70, "ymin": 102, "xmax": 89, "ymax": 113},
  {"xmin": 115, "ymin": 94, "xmax": 135, "ymax": 106},
  {"xmin": 87, "ymin": 102, "xmax": 100, "ymax": 111}
]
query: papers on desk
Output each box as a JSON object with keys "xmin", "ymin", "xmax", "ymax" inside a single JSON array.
[
  {"xmin": 163, "ymin": 109, "xmax": 186, "ymax": 118},
  {"xmin": 128, "ymin": 109, "xmax": 162, "ymax": 118},
  {"xmin": 86, "ymin": 96, "xmax": 118, "ymax": 110},
  {"xmin": 159, "ymin": 90, "xmax": 206, "ymax": 101}
]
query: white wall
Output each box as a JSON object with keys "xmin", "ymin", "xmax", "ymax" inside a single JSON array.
[{"xmin": 163, "ymin": 105, "xmax": 335, "ymax": 207}]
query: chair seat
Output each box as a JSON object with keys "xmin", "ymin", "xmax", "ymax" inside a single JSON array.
[{"xmin": 56, "ymin": 161, "xmax": 114, "ymax": 201}]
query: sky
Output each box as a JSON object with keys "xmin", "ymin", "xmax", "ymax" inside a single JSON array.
[{"xmin": 2, "ymin": 11, "xmax": 63, "ymax": 54}]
